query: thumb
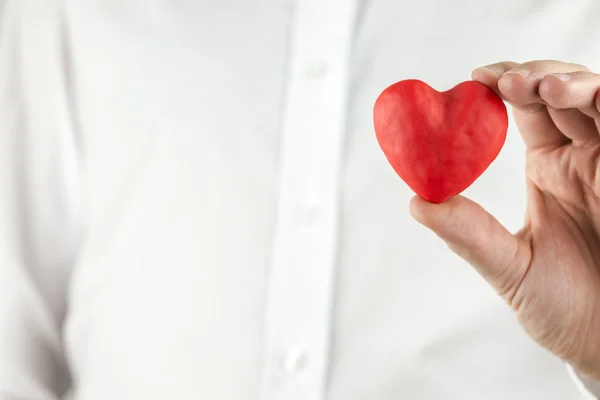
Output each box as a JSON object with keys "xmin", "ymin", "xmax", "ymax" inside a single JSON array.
[{"xmin": 409, "ymin": 195, "xmax": 532, "ymax": 302}]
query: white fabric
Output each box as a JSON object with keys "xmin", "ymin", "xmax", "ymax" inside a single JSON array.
[
  {"xmin": 1, "ymin": 0, "xmax": 600, "ymax": 399},
  {"xmin": 260, "ymin": 1, "xmax": 358, "ymax": 399},
  {"xmin": 568, "ymin": 365, "xmax": 600, "ymax": 400}
]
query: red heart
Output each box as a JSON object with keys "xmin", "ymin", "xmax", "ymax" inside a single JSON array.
[{"xmin": 373, "ymin": 79, "xmax": 508, "ymax": 203}]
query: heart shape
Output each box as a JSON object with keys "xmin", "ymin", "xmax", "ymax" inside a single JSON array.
[{"xmin": 373, "ymin": 79, "xmax": 508, "ymax": 203}]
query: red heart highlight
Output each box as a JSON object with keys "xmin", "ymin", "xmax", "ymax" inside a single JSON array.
[{"xmin": 373, "ymin": 79, "xmax": 508, "ymax": 203}]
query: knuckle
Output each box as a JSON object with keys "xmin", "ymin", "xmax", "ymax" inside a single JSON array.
[
  {"xmin": 500, "ymin": 61, "xmax": 521, "ymax": 72},
  {"xmin": 485, "ymin": 61, "xmax": 519, "ymax": 72},
  {"xmin": 521, "ymin": 59, "xmax": 590, "ymax": 73},
  {"xmin": 521, "ymin": 60, "xmax": 551, "ymax": 70},
  {"xmin": 574, "ymin": 63, "xmax": 592, "ymax": 72},
  {"xmin": 539, "ymin": 80, "xmax": 569, "ymax": 108}
]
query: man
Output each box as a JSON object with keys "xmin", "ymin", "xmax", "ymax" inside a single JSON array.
[{"xmin": 2, "ymin": 0, "xmax": 600, "ymax": 399}]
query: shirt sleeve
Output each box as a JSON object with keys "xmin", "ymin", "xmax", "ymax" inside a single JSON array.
[
  {"xmin": 0, "ymin": 0, "xmax": 84, "ymax": 398},
  {"xmin": 567, "ymin": 365, "xmax": 600, "ymax": 400}
]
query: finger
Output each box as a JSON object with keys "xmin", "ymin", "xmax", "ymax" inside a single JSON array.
[
  {"xmin": 472, "ymin": 61, "xmax": 565, "ymax": 149},
  {"xmin": 511, "ymin": 106, "xmax": 570, "ymax": 150},
  {"xmin": 471, "ymin": 61, "xmax": 520, "ymax": 100},
  {"xmin": 488, "ymin": 60, "xmax": 589, "ymax": 149},
  {"xmin": 538, "ymin": 72, "xmax": 600, "ymax": 143},
  {"xmin": 547, "ymin": 107, "xmax": 598, "ymax": 143},
  {"xmin": 539, "ymin": 71, "xmax": 600, "ymax": 119},
  {"xmin": 409, "ymin": 195, "xmax": 532, "ymax": 306},
  {"xmin": 497, "ymin": 60, "xmax": 590, "ymax": 111},
  {"xmin": 472, "ymin": 60, "xmax": 590, "ymax": 107}
]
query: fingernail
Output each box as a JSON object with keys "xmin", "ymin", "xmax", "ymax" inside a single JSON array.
[
  {"xmin": 482, "ymin": 65, "xmax": 507, "ymax": 77},
  {"xmin": 550, "ymin": 73, "xmax": 571, "ymax": 82},
  {"xmin": 505, "ymin": 68, "xmax": 531, "ymax": 77}
]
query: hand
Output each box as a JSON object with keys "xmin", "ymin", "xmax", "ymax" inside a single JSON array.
[{"xmin": 410, "ymin": 60, "xmax": 600, "ymax": 380}]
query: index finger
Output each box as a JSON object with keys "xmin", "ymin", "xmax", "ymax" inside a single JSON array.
[{"xmin": 472, "ymin": 60, "xmax": 589, "ymax": 149}]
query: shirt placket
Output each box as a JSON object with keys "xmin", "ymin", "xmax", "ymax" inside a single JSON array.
[{"xmin": 259, "ymin": 0, "xmax": 358, "ymax": 399}]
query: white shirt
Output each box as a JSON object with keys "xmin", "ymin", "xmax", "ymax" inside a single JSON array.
[{"xmin": 1, "ymin": 0, "xmax": 600, "ymax": 399}]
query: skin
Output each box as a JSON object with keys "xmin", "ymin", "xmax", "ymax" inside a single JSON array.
[{"xmin": 409, "ymin": 60, "xmax": 600, "ymax": 381}]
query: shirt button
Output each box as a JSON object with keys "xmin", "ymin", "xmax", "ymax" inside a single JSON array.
[
  {"xmin": 304, "ymin": 59, "xmax": 330, "ymax": 78},
  {"xmin": 282, "ymin": 346, "xmax": 307, "ymax": 373},
  {"xmin": 304, "ymin": 204, "xmax": 320, "ymax": 224},
  {"xmin": 293, "ymin": 203, "xmax": 320, "ymax": 226}
]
